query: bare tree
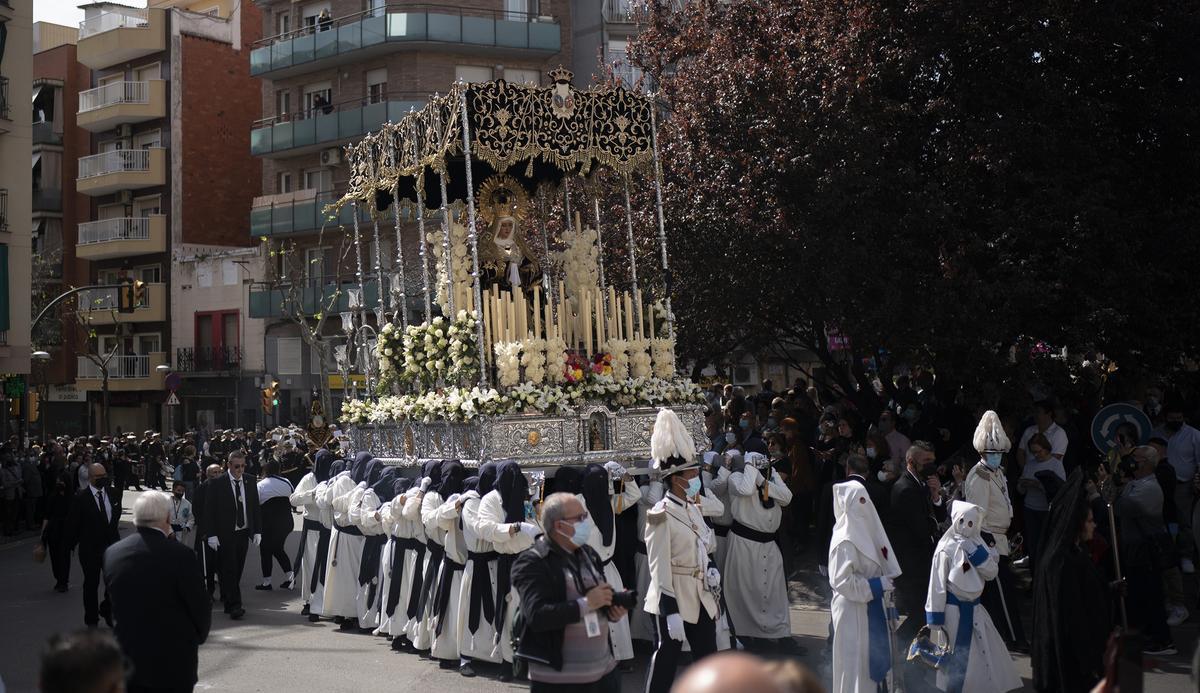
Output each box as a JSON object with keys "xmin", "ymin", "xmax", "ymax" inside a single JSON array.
[{"xmin": 73, "ymin": 295, "xmax": 122, "ymax": 436}]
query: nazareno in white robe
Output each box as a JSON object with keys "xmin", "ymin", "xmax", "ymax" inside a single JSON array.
[
  {"xmin": 472, "ymin": 488, "xmax": 534, "ymax": 663},
  {"xmin": 322, "ymin": 474, "xmax": 366, "ymax": 619},
  {"xmin": 577, "ymin": 480, "xmax": 642, "ymax": 662},
  {"xmin": 354, "ymin": 487, "xmax": 388, "ymax": 629},
  {"xmin": 399, "ymin": 488, "xmax": 432, "ymax": 647},
  {"xmin": 723, "ymin": 464, "xmax": 793, "ymax": 639},
  {"xmin": 925, "ymin": 501, "xmax": 1021, "ymax": 693},
  {"xmin": 457, "ymin": 490, "xmax": 501, "ymax": 662},
  {"xmin": 289, "ymin": 472, "xmax": 327, "ymax": 615},
  {"xmin": 430, "ymin": 492, "xmax": 466, "ymax": 661},
  {"xmin": 828, "ymin": 480, "xmax": 903, "ymax": 693}
]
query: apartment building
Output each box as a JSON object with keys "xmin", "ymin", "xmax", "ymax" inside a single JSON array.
[
  {"xmin": 0, "ymin": 0, "xmax": 34, "ymax": 390},
  {"xmin": 33, "ymin": 23, "xmax": 92, "ymax": 434},
  {"xmin": 247, "ymin": 0, "xmax": 570, "ymax": 423},
  {"xmin": 73, "ymin": 0, "xmax": 262, "ymax": 435},
  {"xmin": 571, "ymin": 0, "xmax": 644, "ymax": 90}
]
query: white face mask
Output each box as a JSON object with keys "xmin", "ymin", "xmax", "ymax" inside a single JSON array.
[
  {"xmin": 724, "ymin": 432, "xmax": 737, "ymax": 445},
  {"xmin": 866, "ymin": 446, "xmax": 877, "ymax": 459},
  {"xmin": 877, "ymin": 470, "xmax": 891, "ymax": 483}
]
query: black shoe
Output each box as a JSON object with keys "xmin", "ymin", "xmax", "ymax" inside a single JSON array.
[
  {"xmin": 498, "ymin": 669, "xmax": 513, "ymax": 682},
  {"xmin": 391, "ymin": 637, "xmax": 410, "ymax": 652},
  {"xmin": 338, "ymin": 618, "xmax": 359, "ymax": 631},
  {"xmin": 301, "ymin": 603, "xmax": 311, "ymax": 616},
  {"xmin": 334, "ymin": 616, "xmax": 345, "ymax": 625},
  {"xmin": 459, "ymin": 662, "xmax": 476, "ymax": 677},
  {"xmin": 229, "ymin": 608, "xmax": 246, "ymax": 620},
  {"xmin": 1144, "ymin": 642, "xmax": 1178, "ymax": 656},
  {"xmin": 280, "ymin": 578, "xmax": 295, "ymax": 590},
  {"xmin": 308, "ymin": 612, "xmax": 321, "ymax": 622},
  {"xmin": 254, "ymin": 583, "xmax": 273, "ymax": 591},
  {"xmin": 438, "ymin": 659, "xmax": 456, "ymax": 670}
]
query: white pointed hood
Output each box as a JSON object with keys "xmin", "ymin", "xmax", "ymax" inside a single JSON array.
[{"xmin": 830, "ymin": 480, "xmax": 901, "ymax": 578}]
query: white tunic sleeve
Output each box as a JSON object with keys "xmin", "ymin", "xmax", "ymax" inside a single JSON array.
[
  {"xmin": 697, "ymin": 489, "xmax": 724, "ymax": 517},
  {"xmin": 828, "ymin": 542, "xmax": 878, "ymax": 603},
  {"xmin": 420, "ymin": 491, "xmax": 445, "ymax": 535},
  {"xmin": 710, "ymin": 467, "xmax": 731, "ymax": 498},
  {"xmin": 614, "ymin": 479, "xmax": 642, "ymax": 514},
  {"xmin": 925, "ymin": 549, "xmax": 951, "ymax": 626},
  {"xmin": 357, "ymin": 490, "xmax": 384, "ymax": 534},
  {"xmin": 289, "ymin": 473, "xmax": 317, "ymax": 509},
  {"xmin": 402, "ymin": 490, "xmax": 424, "ymax": 521},
  {"xmin": 766, "ymin": 470, "xmax": 793, "ymax": 506},
  {"xmin": 729, "ymin": 467, "xmax": 760, "ymax": 497},
  {"xmin": 435, "ymin": 493, "xmax": 461, "ymax": 531}
]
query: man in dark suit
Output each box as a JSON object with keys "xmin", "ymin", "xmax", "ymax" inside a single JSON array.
[
  {"xmin": 887, "ymin": 440, "xmax": 945, "ymax": 691},
  {"xmin": 199, "ymin": 450, "xmax": 261, "ymax": 619},
  {"xmin": 104, "ymin": 491, "xmax": 211, "ymax": 692},
  {"xmin": 65, "ymin": 463, "xmax": 121, "ymax": 626}
]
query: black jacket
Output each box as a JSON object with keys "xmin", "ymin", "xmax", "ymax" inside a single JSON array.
[
  {"xmin": 198, "ymin": 473, "xmax": 261, "ymax": 541},
  {"xmin": 887, "ymin": 471, "xmax": 942, "ymax": 590},
  {"xmin": 511, "ymin": 536, "xmax": 606, "ymax": 671},
  {"xmin": 65, "ymin": 486, "xmax": 120, "ymax": 558},
  {"xmin": 104, "ymin": 527, "xmax": 211, "ymax": 689}
]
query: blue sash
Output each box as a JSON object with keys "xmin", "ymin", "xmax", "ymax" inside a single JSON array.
[
  {"xmin": 866, "ymin": 577, "xmax": 892, "ymax": 683},
  {"xmin": 945, "ymin": 592, "xmax": 978, "ymax": 693}
]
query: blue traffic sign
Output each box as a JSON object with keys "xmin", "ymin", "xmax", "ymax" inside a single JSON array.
[{"xmin": 1091, "ymin": 402, "xmax": 1152, "ymax": 452}]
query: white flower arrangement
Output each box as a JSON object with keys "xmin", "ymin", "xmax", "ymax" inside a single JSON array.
[
  {"xmin": 551, "ymin": 225, "xmax": 600, "ymax": 306},
  {"xmin": 520, "ymin": 337, "xmax": 547, "ymax": 384},
  {"xmin": 494, "ymin": 341, "xmax": 523, "ymax": 388},
  {"xmin": 544, "ymin": 337, "xmax": 568, "ymax": 384},
  {"xmin": 374, "ymin": 321, "xmax": 406, "ymax": 392},
  {"xmin": 651, "ymin": 337, "xmax": 676, "ymax": 379},
  {"xmin": 628, "ymin": 339, "xmax": 653, "ymax": 379},
  {"xmin": 427, "ymin": 221, "xmax": 472, "ymax": 310},
  {"xmin": 446, "ymin": 310, "xmax": 480, "ymax": 384}
]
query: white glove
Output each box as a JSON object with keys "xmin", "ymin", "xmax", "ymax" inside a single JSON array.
[
  {"xmin": 420, "ymin": 477, "xmax": 432, "ymax": 492},
  {"xmin": 357, "ymin": 481, "xmax": 368, "ymax": 489},
  {"xmin": 880, "ymin": 576, "xmax": 894, "ymax": 592},
  {"xmin": 518, "ymin": 522, "xmax": 539, "ymax": 539},
  {"xmin": 604, "ymin": 461, "xmax": 627, "ymax": 478},
  {"xmin": 253, "ymin": 533, "xmax": 262, "ymax": 546},
  {"xmin": 207, "ymin": 536, "xmax": 219, "ymax": 551},
  {"xmin": 666, "ymin": 613, "xmax": 685, "ymax": 642},
  {"xmin": 930, "ymin": 626, "xmax": 948, "ymax": 648}
]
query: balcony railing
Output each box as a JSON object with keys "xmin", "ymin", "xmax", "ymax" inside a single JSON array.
[
  {"xmin": 251, "ymin": 189, "xmax": 377, "ymax": 237},
  {"xmin": 249, "ymin": 275, "xmax": 386, "ymax": 319},
  {"xmin": 79, "ymin": 8, "xmax": 148, "ymax": 39},
  {"xmin": 79, "ymin": 81, "xmax": 150, "ymax": 112},
  {"xmin": 78, "ymin": 217, "xmax": 151, "ymax": 245},
  {"xmin": 33, "ymin": 188, "xmax": 62, "ymax": 213},
  {"xmin": 78, "ymin": 149, "xmax": 153, "ymax": 179},
  {"xmin": 78, "ymin": 286, "xmax": 150, "ymax": 311},
  {"xmin": 0, "ymin": 76, "xmax": 8, "ymax": 120},
  {"xmin": 251, "ymin": 96, "xmax": 427, "ymax": 156},
  {"xmin": 33, "ymin": 121, "xmax": 62, "ymax": 145},
  {"xmin": 77, "ymin": 355, "xmax": 151, "ymax": 379},
  {"xmin": 603, "ymin": 0, "xmax": 636, "ymax": 22},
  {"xmin": 250, "ymin": 4, "xmax": 560, "ymax": 76},
  {"xmin": 0, "ymin": 189, "xmax": 6, "ymax": 232},
  {"xmin": 176, "ymin": 346, "xmax": 242, "ymax": 372}
]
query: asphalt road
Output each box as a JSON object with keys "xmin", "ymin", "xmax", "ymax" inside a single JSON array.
[{"xmin": 0, "ymin": 490, "xmax": 1196, "ymax": 692}]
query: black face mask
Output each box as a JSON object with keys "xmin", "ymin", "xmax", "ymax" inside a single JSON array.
[
  {"xmin": 919, "ymin": 463, "xmax": 938, "ymax": 479},
  {"xmin": 1167, "ymin": 420, "xmax": 1184, "ymax": 433},
  {"xmin": 174, "ymin": 492, "xmax": 185, "ymax": 499},
  {"xmin": 93, "ymin": 477, "xmax": 110, "ymax": 489}
]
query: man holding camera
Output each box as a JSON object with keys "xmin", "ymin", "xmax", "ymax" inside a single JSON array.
[{"xmin": 512, "ymin": 491, "xmax": 628, "ymax": 693}]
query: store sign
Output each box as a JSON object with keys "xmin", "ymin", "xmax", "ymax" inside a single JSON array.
[{"xmin": 48, "ymin": 385, "xmax": 87, "ymax": 402}]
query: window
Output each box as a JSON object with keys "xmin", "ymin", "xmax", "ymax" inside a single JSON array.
[
  {"xmin": 367, "ymin": 0, "xmax": 384, "ymax": 18},
  {"xmin": 276, "ymin": 89, "xmax": 292, "ymax": 120},
  {"xmin": 133, "ymin": 63, "xmax": 159, "ymax": 82},
  {"xmin": 278, "ymin": 171, "xmax": 293, "ymax": 194},
  {"xmin": 303, "ymin": 82, "xmax": 333, "ymax": 118},
  {"xmin": 304, "ymin": 246, "xmax": 326, "ymax": 281},
  {"xmin": 195, "ymin": 310, "xmax": 239, "ymax": 360},
  {"xmin": 303, "ymin": 168, "xmax": 332, "ymax": 192},
  {"xmin": 138, "ymin": 265, "xmax": 162, "ymax": 283},
  {"xmin": 456, "ymin": 65, "xmax": 493, "ymax": 84},
  {"xmin": 366, "ymin": 68, "xmax": 387, "ymax": 104},
  {"xmin": 99, "ymin": 139, "xmax": 125, "ymax": 153},
  {"xmin": 136, "ymin": 334, "xmax": 160, "ymax": 354},
  {"xmin": 134, "ymin": 129, "xmax": 161, "ymax": 149},
  {"xmin": 134, "ymin": 195, "xmax": 161, "ymax": 217},
  {"xmin": 277, "ymin": 337, "xmax": 302, "ymax": 375},
  {"xmin": 607, "ymin": 40, "xmax": 644, "ymax": 89},
  {"xmin": 505, "ymin": 68, "xmax": 540, "ymax": 86},
  {"xmin": 504, "ymin": 0, "xmax": 528, "ymax": 21},
  {"xmin": 276, "ymin": 11, "xmax": 291, "ymax": 36},
  {"xmin": 301, "ymin": 2, "xmax": 331, "ymax": 31}
]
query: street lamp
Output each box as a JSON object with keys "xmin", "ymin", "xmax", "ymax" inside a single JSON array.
[
  {"xmin": 32, "ymin": 351, "xmax": 50, "ymax": 446},
  {"xmin": 156, "ymin": 364, "xmax": 172, "ymax": 438}
]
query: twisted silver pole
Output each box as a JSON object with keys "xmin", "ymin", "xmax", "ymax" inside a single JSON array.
[
  {"xmin": 349, "ymin": 201, "xmax": 374, "ymax": 395},
  {"xmin": 593, "ymin": 196, "xmax": 607, "ymax": 321},
  {"xmin": 411, "ymin": 118, "xmax": 432, "ymax": 321},
  {"xmin": 388, "ymin": 134, "xmax": 409, "ymax": 327},
  {"xmin": 459, "ymin": 88, "xmax": 489, "ymax": 389},
  {"xmin": 433, "ymin": 102, "xmax": 455, "ymax": 316},
  {"xmin": 649, "ymin": 98, "xmax": 673, "ymax": 338},
  {"xmin": 622, "ymin": 177, "xmax": 642, "ymax": 335}
]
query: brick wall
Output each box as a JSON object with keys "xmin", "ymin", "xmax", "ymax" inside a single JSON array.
[{"xmin": 179, "ymin": 3, "xmax": 264, "ymax": 247}]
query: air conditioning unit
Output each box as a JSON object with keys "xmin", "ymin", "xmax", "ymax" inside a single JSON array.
[
  {"xmin": 320, "ymin": 148, "xmax": 341, "ymax": 166},
  {"xmin": 117, "ymin": 124, "xmax": 133, "ymax": 138},
  {"xmin": 117, "ymin": 190, "xmax": 134, "ymax": 205}
]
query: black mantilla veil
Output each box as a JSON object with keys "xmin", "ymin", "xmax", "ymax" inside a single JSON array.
[{"xmin": 1032, "ymin": 468, "xmax": 1112, "ymax": 693}]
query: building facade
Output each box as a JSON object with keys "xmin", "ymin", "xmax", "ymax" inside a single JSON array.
[
  {"xmin": 73, "ymin": 0, "xmax": 262, "ymax": 435},
  {"xmin": 570, "ymin": 0, "xmax": 643, "ymax": 89},
  {"xmin": 247, "ymin": 0, "xmax": 571, "ymax": 424}
]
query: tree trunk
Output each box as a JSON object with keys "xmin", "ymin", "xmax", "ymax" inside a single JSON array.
[{"xmin": 101, "ymin": 371, "xmax": 110, "ymax": 436}]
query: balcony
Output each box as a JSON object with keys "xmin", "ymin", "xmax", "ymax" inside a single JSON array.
[
  {"xmin": 251, "ymin": 97, "xmax": 427, "ymax": 158},
  {"xmin": 77, "ymin": 283, "xmax": 167, "ymax": 324},
  {"xmin": 250, "ymin": 4, "xmax": 561, "ymax": 79},
  {"xmin": 78, "ymin": 81, "xmax": 167, "ymax": 133},
  {"xmin": 33, "ymin": 122, "xmax": 62, "ymax": 146},
  {"xmin": 76, "ymin": 215, "xmax": 167, "ymax": 260},
  {"xmin": 249, "ymin": 275, "xmax": 385, "ymax": 319},
  {"xmin": 33, "ymin": 189, "xmax": 62, "ymax": 214},
  {"xmin": 76, "ymin": 352, "xmax": 168, "ymax": 391},
  {"xmin": 603, "ymin": 0, "xmax": 636, "ymax": 23},
  {"xmin": 77, "ymin": 148, "xmax": 167, "ymax": 196},
  {"xmin": 250, "ymin": 189, "xmax": 374, "ymax": 238},
  {"xmin": 175, "ymin": 346, "xmax": 242, "ymax": 373},
  {"xmin": 78, "ymin": 8, "xmax": 167, "ymax": 70}
]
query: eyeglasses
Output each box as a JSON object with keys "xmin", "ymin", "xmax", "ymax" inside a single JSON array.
[{"xmin": 562, "ymin": 512, "xmax": 589, "ymax": 523}]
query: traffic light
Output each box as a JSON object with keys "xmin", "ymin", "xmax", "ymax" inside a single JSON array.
[
  {"xmin": 28, "ymin": 391, "xmax": 38, "ymax": 423},
  {"xmin": 261, "ymin": 380, "xmax": 280, "ymax": 414},
  {"xmin": 118, "ymin": 277, "xmax": 135, "ymax": 313},
  {"xmin": 132, "ymin": 279, "xmax": 146, "ymax": 307}
]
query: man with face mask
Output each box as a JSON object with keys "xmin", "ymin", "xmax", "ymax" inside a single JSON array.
[
  {"xmin": 642, "ymin": 408, "xmax": 721, "ymax": 692},
  {"xmin": 1157, "ymin": 400, "xmax": 1200, "ymax": 574},
  {"xmin": 963, "ymin": 411, "xmax": 1027, "ymax": 652},
  {"xmin": 924, "ymin": 501, "xmax": 1021, "ymax": 693},
  {"xmin": 65, "ymin": 463, "xmax": 121, "ymax": 626}
]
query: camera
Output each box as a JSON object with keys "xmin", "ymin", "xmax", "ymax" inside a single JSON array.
[{"xmin": 610, "ymin": 589, "xmax": 638, "ymax": 609}]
